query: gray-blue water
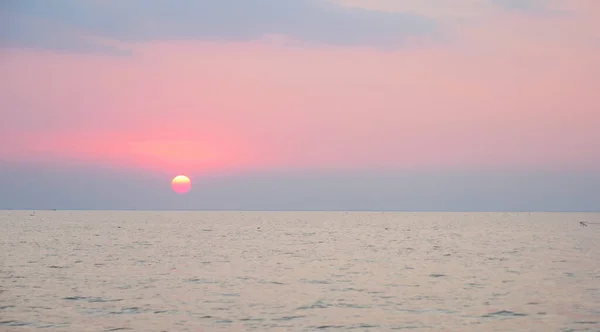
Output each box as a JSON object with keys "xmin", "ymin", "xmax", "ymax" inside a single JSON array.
[{"xmin": 1, "ymin": 211, "xmax": 599, "ymax": 331}]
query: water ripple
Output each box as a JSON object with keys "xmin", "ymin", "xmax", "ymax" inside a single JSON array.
[{"xmin": 1, "ymin": 211, "xmax": 599, "ymax": 331}]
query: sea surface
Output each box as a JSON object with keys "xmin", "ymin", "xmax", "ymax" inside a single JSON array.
[{"xmin": 1, "ymin": 211, "xmax": 599, "ymax": 331}]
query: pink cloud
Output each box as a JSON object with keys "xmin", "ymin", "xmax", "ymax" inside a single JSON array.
[{"xmin": 1, "ymin": 6, "xmax": 599, "ymax": 174}]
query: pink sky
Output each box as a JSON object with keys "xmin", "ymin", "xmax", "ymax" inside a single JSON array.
[{"xmin": 1, "ymin": 0, "xmax": 599, "ymax": 177}]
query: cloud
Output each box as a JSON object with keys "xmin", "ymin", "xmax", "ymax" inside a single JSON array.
[
  {"xmin": 487, "ymin": 0, "xmax": 564, "ymax": 15},
  {"xmin": 1, "ymin": 0, "xmax": 436, "ymax": 53},
  {"xmin": 0, "ymin": 10, "xmax": 130, "ymax": 55},
  {"xmin": 489, "ymin": 0, "xmax": 544, "ymax": 10}
]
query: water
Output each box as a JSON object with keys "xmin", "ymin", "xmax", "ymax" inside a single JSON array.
[{"xmin": 1, "ymin": 211, "xmax": 599, "ymax": 331}]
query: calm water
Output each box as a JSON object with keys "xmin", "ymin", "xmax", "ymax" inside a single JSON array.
[{"xmin": 1, "ymin": 211, "xmax": 599, "ymax": 331}]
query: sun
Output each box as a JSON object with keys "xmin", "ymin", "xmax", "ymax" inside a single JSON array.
[{"xmin": 171, "ymin": 175, "xmax": 191, "ymax": 194}]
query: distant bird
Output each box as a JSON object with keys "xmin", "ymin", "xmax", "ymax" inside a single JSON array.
[{"xmin": 580, "ymin": 221, "xmax": 588, "ymax": 227}]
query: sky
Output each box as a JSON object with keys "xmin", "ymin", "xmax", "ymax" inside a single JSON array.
[{"xmin": 1, "ymin": 0, "xmax": 599, "ymax": 211}]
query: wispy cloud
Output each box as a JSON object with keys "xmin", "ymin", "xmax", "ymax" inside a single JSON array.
[
  {"xmin": 0, "ymin": 10, "xmax": 130, "ymax": 55},
  {"xmin": 488, "ymin": 0, "xmax": 564, "ymax": 15},
  {"xmin": 489, "ymin": 0, "xmax": 545, "ymax": 10},
  {"xmin": 334, "ymin": 0, "xmax": 564, "ymax": 22},
  {"xmin": 1, "ymin": 0, "xmax": 437, "ymax": 53}
]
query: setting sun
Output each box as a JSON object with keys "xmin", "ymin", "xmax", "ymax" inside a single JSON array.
[{"xmin": 171, "ymin": 175, "xmax": 191, "ymax": 194}]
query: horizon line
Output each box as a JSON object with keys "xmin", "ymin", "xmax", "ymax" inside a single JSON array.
[{"xmin": 2, "ymin": 209, "xmax": 600, "ymax": 213}]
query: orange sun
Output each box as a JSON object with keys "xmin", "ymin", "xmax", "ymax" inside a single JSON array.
[{"xmin": 171, "ymin": 175, "xmax": 191, "ymax": 194}]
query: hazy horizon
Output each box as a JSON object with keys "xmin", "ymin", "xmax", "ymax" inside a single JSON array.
[
  {"xmin": 4, "ymin": 209, "xmax": 600, "ymax": 213},
  {"xmin": 2, "ymin": 162, "xmax": 598, "ymax": 211}
]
